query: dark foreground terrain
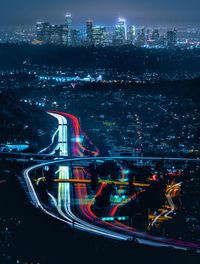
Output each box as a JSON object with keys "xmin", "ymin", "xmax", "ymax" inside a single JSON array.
[{"xmin": 0, "ymin": 44, "xmax": 200, "ymax": 76}]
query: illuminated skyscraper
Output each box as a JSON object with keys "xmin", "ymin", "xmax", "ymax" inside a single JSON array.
[
  {"xmin": 63, "ymin": 13, "xmax": 72, "ymax": 46},
  {"xmin": 127, "ymin": 25, "xmax": 136, "ymax": 44},
  {"xmin": 36, "ymin": 22, "xmax": 51, "ymax": 43},
  {"xmin": 86, "ymin": 20, "xmax": 94, "ymax": 46},
  {"xmin": 93, "ymin": 26, "xmax": 107, "ymax": 47},
  {"xmin": 166, "ymin": 29, "xmax": 177, "ymax": 47},
  {"xmin": 50, "ymin": 25, "xmax": 63, "ymax": 45},
  {"xmin": 135, "ymin": 27, "xmax": 146, "ymax": 47},
  {"xmin": 71, "ymin": 29, "xmax": 81, "ymax": 47},
  {"xmin": 146, "ymin": 29, "xmax": 151, "ymax": 41},
  {"xmin": 114, "ymin": 18, "xmax": 127, "ymax": 45},
  {"xmin": 152, "ymin": 29, "xmax": 160, "ymax": 45}
]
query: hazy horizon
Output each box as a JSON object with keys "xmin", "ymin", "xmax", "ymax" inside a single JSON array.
[{"xmin": 1, "ymin": 0, "xmax": 200, "ymax": 27}]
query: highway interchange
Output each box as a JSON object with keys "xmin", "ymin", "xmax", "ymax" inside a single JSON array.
[{"xmin": 22, "ymin": 111, "xmax": 200, "ymax": 251}]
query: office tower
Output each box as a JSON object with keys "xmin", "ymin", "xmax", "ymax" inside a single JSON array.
[
  {"xmin": 166, "ymin": 29, "xmax": 177, "ymax": 47},
  {"xmin": 159, "ymin": 34, "xmax": 165, "ymax": 46},
  {"xmin": 146, "ymin": 28, "xmax": 151, "ymax": 46},
  {"xmin": 127, "ymin": 25, "xmax": 136, "ymax": 44},
  {"xmin": 71, "ymin": 29, "xmax": 81, "ymax": 47},
  {"xmin": 135, "ymin": 27, "xmax": 146, "ymax": 47},
  {"xmin": 146, "ymin": 29, "xmax": 151, "ymax": 41},
  {"xmin": 152, "ymin": 29, "xmax": 160, "ymax": 45},
  {"xmin": 50, "ymin": 25, "xmax": 63, "ymax": 45},
  {"xmin": 106, "ymin": 31, "xmax": 114, "ymax": 46},
  {"xmin": 93, "ymin": 26, "xmax": 107, "ymax": 47},
  {"xmin": 63, "ymin": 13, "xmax": 72, "ymax": 46},
  {"xmin": 114, "ymin": 18, "xmax": 127, "ymax": 45},
  {"xmin": 140, "ymin": 27, "xmax": 146, "ymax": 45},
  {"xmin": 36, "ymin": 22, "xmax": 51, "ymax": 43},
  {"xmin": 86, "ymin": 20, "xmax": 94, "ymax": 46}
]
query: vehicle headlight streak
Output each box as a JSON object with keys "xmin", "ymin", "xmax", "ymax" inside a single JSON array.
[
  {"xmin": 23, "ymin": 111, "xmax": 200, "ymax": 250},
  {"xmin": 46, "ymin": 111, "xmax": 129, "ymax": 240},
  {"xmin": 151, "ymin": 182, "xmax": 182, "ymax": 226},
  {"xmin": 39, "ymin": 126, "xmax": 59, "ymax": 154}
]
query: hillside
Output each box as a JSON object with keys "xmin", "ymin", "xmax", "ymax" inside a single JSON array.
[{"xmin": 0, "ymin": 91, "xmax": 56, "ymax": 151}]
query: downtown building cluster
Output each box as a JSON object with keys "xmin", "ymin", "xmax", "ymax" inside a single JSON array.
[{"xmin": 36, "ymin": 14, "xmax": 178, "ymax": 48}]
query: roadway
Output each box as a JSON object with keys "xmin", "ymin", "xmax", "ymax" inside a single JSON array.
[
  {"xmin": 22, "ymin": 110, "xmax": 200, "ymax": 251},
  {"xmin": 2, "ymin": 152, "xmax": 200, "ymax": 162},
  {"xmin": 23, "ymin": 111, "xmax": 129, "ymax": 240}
]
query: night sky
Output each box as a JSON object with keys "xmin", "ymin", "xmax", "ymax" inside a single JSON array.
[{"xmin": 1, "ymin": 0, "xmax": 200, "ymax": 26}]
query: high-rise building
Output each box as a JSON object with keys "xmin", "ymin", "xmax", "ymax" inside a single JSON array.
[
  {"xmin": 135, "ymin": 27, "xmax": 146, "ymax": 47},
  {"xmin": 127, "ymin": 25, "xmax": 136, "ymax": 44},
  {"xmin": 35, "ymin": 14, "xmax": 180, "ymax": 49},
  {"xmin": 166, "ymin": 29, "xmax": 177, "ymax": 47},
  {"xmin": 113, "ymin": 18, "xmax": 127, "ymax": 45},
  {"xmin": 93, "ymin": 26, "xmax": 107, "ymax": 47},
  {"xmin": 140, "ymin": 27, "xmax": 146, "ymax": 45},
  {"xmin": 159, "ymin": 34, "xmax": 165, "ymax": 46},
  {"xmin": 86, "ymin": 20, "xmax": 94, "ymax": 46},
  {"xmin": 146, "ymin": 29, "xmax": 151, "ymax": 41},
  {"xmin": 152, "ymin": 29, "xmax": 160, "ymax": 45},
  {"xmin": 71, "ymin": 29, "xmax": 81, "ymax": 47},
  {"xmin": 50, "ymin": 25, "xmax": 63, "ymax": 45},
  {"xmin": 36, "ymin": 22, "xmax": 51, "ymax": 43},
  {"xmin": 36, "ymin": 22, "xmax": 64, "ymax": 45},
  {"xmin": 63, "ymin": 13, "xmax": 72, "ymax": 46}
]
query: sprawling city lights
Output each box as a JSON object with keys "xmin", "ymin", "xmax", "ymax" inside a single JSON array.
[{"xmin": 1, "ymin": 2, "xmax": 200, "ymax": 264}]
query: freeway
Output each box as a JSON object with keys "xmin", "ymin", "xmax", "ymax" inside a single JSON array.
[
  {"xmin": 22, "ymin": 110, "xmax": 200, "ymax": 251},
  {"xmin": 23, "ymin": 111, "xmax": 129, "ymax": 240}
]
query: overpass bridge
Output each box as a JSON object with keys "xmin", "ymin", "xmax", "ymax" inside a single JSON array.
[
  {"xmin": 1, "ymin": 152, "xmax": 199, "ymax": 163},
  {"xmin": 0, "ymin": 151, "xmax": 67, "ymax": 162}
]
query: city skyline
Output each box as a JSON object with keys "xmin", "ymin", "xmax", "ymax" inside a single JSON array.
[
  {"xmin": 1, "ymin": 0, "xmax": 200, "ymax": 27},
  {"xmin": 35, "ymin": 16, "xmax": 179, "ymax": 48}
]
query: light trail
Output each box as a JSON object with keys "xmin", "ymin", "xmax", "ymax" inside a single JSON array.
[
  {"xmin": 39, "ymin": 127, "xmax": 59, "ymax": 154},
  {"xmin": 22, "ymin": 111, "xmax": 200, "ymax": 250},
  {"xmin": 49, "ymin": 110, "xmax": 100, "ymax": 157},
  {"xmin": 51, "ymin": 178, "xmax": 149, "ymax": 187},
  {"xmin": 46, "ymin": 111, "xmax": 129, "ymax": 240},
  {"xmin": 23, "ymin": 156, "xmax": 200, "ymax": 249},
  {"xmin": 164, "ymin": 182, "xmax": 182, "ymax": 217},
  {"xmin": 151, "ymin": 182, "xmax": 182, "ymax": 226}
]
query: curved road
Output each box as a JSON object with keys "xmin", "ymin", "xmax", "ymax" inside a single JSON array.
[{"xmin": 23, "ymin": 111, "xmax": 200, "ymax": 251}]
